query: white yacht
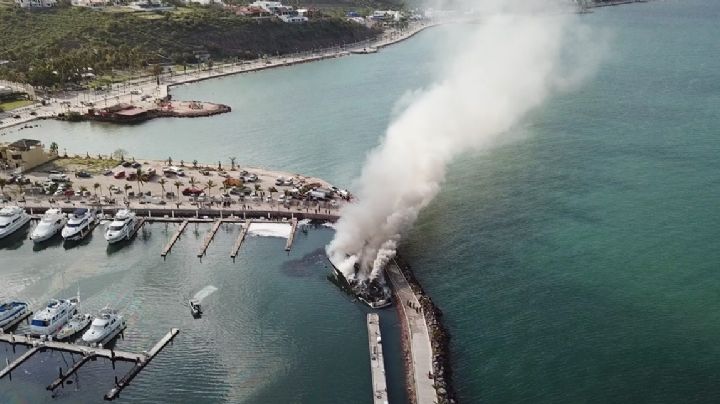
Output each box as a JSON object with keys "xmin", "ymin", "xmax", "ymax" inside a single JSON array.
[
  {"xmin": 30, "ymin": 298, "xmax": 79, "ymax": 337},
  {"xmin": 0, "ymin": 206, "xmax": 30, "ymax": 239},
  {"xmin": 0, "ymin": 300, "xmax": 29, "ymax": 329},
  {"xmin": 82, "ymin": 308, "xmax": 126, "ymax": 345},
  {"xmin": 56, "ymin": 313, "xmax": 93, "ymax": 341},
  {"xmin": 30, "ymin": 208, "xmax": 67, "ymax": 243},
  {"xmin": 61, "ymin": 208, "xmax": 97, "ymax": 241},
  {"xmin": 104, "ymin": 209, "xmax": 138, "ymax": 244}
]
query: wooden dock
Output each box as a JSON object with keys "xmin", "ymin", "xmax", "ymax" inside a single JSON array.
[
  {"xmin": 0, "ymin": 346, "xmax": 40, "ymax": 379},
  {"xmin": 367, "ymin": 313, "xmax": 388, "ymax": 404},
  {"xmin": 230, "ymin": 219, "xmax": 251, "ymax": 259},
  {"xmin": 161, "ymin": 220, "xmax": 188, "ymax": 257},
  {"xmin": 0, "ymin": 310, "xmax": 33, "ymax": 333},
  {"xmin": 285, "ymin": 218, "xmax": 298, "ymax": 251},
  {"xmin": 197, "ymin": 219, "xmax": 223, "ymax": 257},
  {"xmin": 47, "ymin": 353, "xmax": 97, "ymax": 390}
]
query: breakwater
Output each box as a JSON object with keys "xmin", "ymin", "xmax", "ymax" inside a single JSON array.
[{"xmin": 393, "ymin": 255, "xmax": 456, "ymax": 404}]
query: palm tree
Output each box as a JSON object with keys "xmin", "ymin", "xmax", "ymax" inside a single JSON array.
[
  {"xmin": 205, "ymin": 179, "xmax": 216, "ymax": 196},
  {"xmin": 158, "ymin": 178, "xmax": 167, "ymax": 199},
  {"xmin": 174, "ymin": 180, "xmax": 184, "ymax": 200},
  {"xmin": 188, "ymin": 176, "xmax": 198, "ymax": 190},
  {"xmin": 268, "ymin": 186, "xmax": 278, "ymax": 198},
  {"xmin": 123, "ymin": 184, "xmax": 132, "ymax": 197},
  {"xmin": 49, "ymin": 142, "xmax": 59, "ymax": 155},
  {"xmin": 0, "ymin": 178, "xmax": 6, "ymax": 195},
  {"xmin": 192, "ymin": 160, "xmax": 198, "ymax": 169},
  {"xmin": 135, "ymin": 168, "xmax": 144, "ymax": 194},
  {"xmin": 167, "ymin": 156, "xmax": 173, "ymax": 166},
  {"xmin": 93, "ymin": 182, "xmax": 101, "ymax": 196},
  {"xmin": 229, "ymin": 157, "xmax": 237, "ymax": 171},
  {"xmin": 79, "ymin": 186, "xmax": 88, "ymax": 194}
]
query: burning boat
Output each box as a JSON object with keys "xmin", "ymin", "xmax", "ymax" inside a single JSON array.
[{"xmin": 327, "ymin": 254, "xmax": 392, "ymax": 309}]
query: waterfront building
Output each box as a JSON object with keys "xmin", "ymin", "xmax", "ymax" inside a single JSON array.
[
  {"xmin": 0, "ymin": 139, "xmax": 56, "ymax": 172},
  {"xmin": 14, "ymin": 0, "xmax": 56, "ymax": 7}
]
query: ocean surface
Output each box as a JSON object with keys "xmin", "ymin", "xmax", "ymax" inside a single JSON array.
[{"xmin": 2, "ymin": 0, "xmax": 720, "ymax": 402}]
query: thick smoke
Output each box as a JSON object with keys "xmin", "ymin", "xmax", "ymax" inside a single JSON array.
[{"xmin": 328, "ymin": 0, "xmax": 601, "ymax": 281}]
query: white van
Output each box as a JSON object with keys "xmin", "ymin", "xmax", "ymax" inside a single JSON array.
[{"xmin": 49, "ymin": 173, "xmax": 69, "ymax": 182}]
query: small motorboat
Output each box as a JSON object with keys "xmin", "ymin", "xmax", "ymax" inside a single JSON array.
[
  {"xmin": 81, "ymin": 308, "xmax": 125, "ymax": 345},
  {"xmin": 56, "ymin": 313, "xmax": 93, "ymax": 341},
  {"xmin": 0, "ymin": 300, "xmax": 29, "ymax": 329},
  {"xmin": 189, "ymin": 299, "xmax": 202, "ymax": 318}
]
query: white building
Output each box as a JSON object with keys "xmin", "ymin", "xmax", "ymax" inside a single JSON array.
[
  {"xmin": 250, "ymin": 1, "xmax": 282, "ymax": 12},
  {"xmin": 71, "ymin": 0, "xmax": 109, "ymax": 7},
  {"xmin": 279, "ymin": 14, "xmax": 307, "ymax": 23},
  {"xmin": 183, "ymin": 0, "xmax": 221, "ymax": 4},
  {"xmin": 15, "ymin": 0, "xmax": 56, "ymax": 7}
]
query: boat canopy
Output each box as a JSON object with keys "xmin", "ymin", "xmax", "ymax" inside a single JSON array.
[{"xmin": 73, "ymin": 208, "xmax": 88, "ymax": 216}]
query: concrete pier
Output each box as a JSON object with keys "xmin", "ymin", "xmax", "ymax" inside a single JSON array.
[
  {"xmin": 367, "ymin": 313, "xmax": 389, "ymax": 404},
  {"xmin": 285, "ymin": 218, "xmax": 298, "ymax": 251},
  {"xmin": 230, "ymin": 219, "xmax": 251, "ymax": 259},
  {"xmin": 385, "ymin": 260, "xmax": 438, "ymax": 404},
  {"xmin": 0, "ymin": 346, "xmax": 40, "ymax": 379},
  {"xmin": 197, "ymin": 219, "xmax": 223, "ymax": 257},
  {"xmin": 161, "ymin": 219, "xmax": 188, "ymax": 257}
]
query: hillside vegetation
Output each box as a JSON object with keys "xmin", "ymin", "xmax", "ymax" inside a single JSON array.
[{"xmin": 0, "ymin": 6, "xmax": 379, "ymax": 86}]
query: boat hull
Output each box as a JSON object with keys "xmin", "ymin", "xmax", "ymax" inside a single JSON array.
[
  {"xmin": 0, "ymin": 215, "xmax": 31, "ymax": 239},
  {"xmin": 0, "ymin": 305, "xmax": 28, "ymax": 329}
]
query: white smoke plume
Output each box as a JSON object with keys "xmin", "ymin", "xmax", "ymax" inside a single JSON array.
[{"xmin": 328, "ymin": 0, "xmax": 603, "ymax": 281}]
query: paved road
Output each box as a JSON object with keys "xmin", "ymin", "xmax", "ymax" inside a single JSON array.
[{"xmin": 386, "ymin": 260, "xmax": 438, "ymax": 404}]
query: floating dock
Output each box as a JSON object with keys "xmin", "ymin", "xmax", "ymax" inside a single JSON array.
[
  {"xmin": 0, "ymin": 328, "xmax": 179, "ymax": 401},
  {"xmin": 161, "ymin": 220, "xmax": 188, "ymax": 257},
  {"xmin": 197, "ymin": 219, "xmax": 223, "ymax": 257},
  {"xmin": 285, "ymin": 218, "xmax": 298, "ymax": 251},
  {"xmin": 230, "ymin": 219, "xmax": 251, "ymax": 259},
  {"xmin": 367, "ymin": 313, "xmax": 389, "ymax": 404}
]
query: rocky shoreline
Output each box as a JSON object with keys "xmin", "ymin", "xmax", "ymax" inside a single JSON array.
[{"xmin": 394, "ymin": 254, "xmax": 457, "ymax": 404}]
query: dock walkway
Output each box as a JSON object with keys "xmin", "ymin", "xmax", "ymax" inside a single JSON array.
[
  {"xmin": 285, "ymin": 218, "xmax": 298, "ymax": 251},
  {"xmin": 367, "ymin": 313, "xmax": 389, "ymax": 404},
  {"xmin": 230, "ymin": 219, "xmax": 251, "ymax": 259},
  {"xmin": 161, "ymin": 220, "xmax": 188, "ymax": 257},
  {"xmin": 197, "ymin": 219, "xmax": 223, "ymax": 257},
  {"xmin": 386, "ymin": 260, "xmax": 438, "ymax": 404}
]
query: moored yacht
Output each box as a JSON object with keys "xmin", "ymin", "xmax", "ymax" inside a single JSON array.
[
  {"xmin": 0, "ymin": 206, "xmax": 31, "ymax": 239},
  {"xmin": 81, "ymin": 308, "xmax": 126, "ymax": 345},
  {"xmin": 104, "ymin": 209, "xmax": 138, "ymax": 244},
  {"xmin": 30, "ymin": 297, "xmax": 79, "ymax": 337},
  {"xmin": 56, "ymin": 313, "xmax": 93, "ymax": 341},
  {"xmin": 61, "ymin": 208, "xmax": 97, "ymax": 241},
  {"xmin": 31, "ymin": 208, "xmax": 67, "ymax": 243},
  {"xmin": 0, "ymin": 300, "xmax": 29, "ymax": 329}
]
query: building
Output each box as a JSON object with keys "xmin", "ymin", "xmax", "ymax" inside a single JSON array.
[
  {"xmin": 71, "ymin": 0, "xmax": 109, "ymax": 7},
  {"xmin": 249, "ymin": 1, "xmax": 282, "ymax": 12},
  {"xmin": 0, "ymin": 139, "xmax": 56, "ymax": 173},
  {"xmin": 14, "ymin": 0, "xmax": 56, "ymax": 7}
]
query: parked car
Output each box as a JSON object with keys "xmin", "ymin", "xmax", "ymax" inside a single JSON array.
[
  {"xmin": 114, "ymin": 171, "xmax": 126, "ymax": 179},
  {"xmin": 77, "ymin": 170, "xmax": 91, "ymax": 178},
  {"xmin": 103, "ymin": 170, "xmax": 114, "ymax": 176},
  {"xmin": 182, "ymin": 187, "xmax": 203, "ymax": 196},
  {"xmin": 121, "ymin": 161, "xmax": 132, "ymax": 168},
  {"xmin": 131, "ymin": 162, "xmax": 142, "ymax": 169}
]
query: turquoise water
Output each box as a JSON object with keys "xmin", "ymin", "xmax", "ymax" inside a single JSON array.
[{"xmin": 3, "ymin": 1, "xmax": 720, "ymax": 402}]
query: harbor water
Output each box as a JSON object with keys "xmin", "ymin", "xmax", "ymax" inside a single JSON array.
[{"xmin": 2, "ymin": 0, "xmax": 720, "ymax": 402}]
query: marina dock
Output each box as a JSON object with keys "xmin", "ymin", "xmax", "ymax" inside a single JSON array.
[
  {"xmin": 161, "ymin": 219, "xmax": 188, "ymax": 257},
  {"xmin": 285, "ymin": 218, "xmax": 298, "ymax": 251},
  {"xmin": 230, "ymin": 219, "xmax": 251, "ymax": 259},
  {"xmin": 0, "ymin": 328, "xmax": 179, "ymax": 401},
  {"xmin": 197, "ymin": 219, "xmax": 223, "ymax": 257},
  {"xmin": 367, "ymin": 313, "xmax": 389, "ymax": 404}
]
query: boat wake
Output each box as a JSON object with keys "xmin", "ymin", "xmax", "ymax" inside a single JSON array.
[
  {"xmin": 193, "ymin": 285, "xmax": 218, "ymax": 302},
  {"xmin": 247, "ymin": 223, "xmax": 291, "ymax": 238}
]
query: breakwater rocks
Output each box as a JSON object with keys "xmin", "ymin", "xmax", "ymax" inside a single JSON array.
[{"xmin": 395, "ymin": 255, "xmax": 457, "ymax": 404}]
